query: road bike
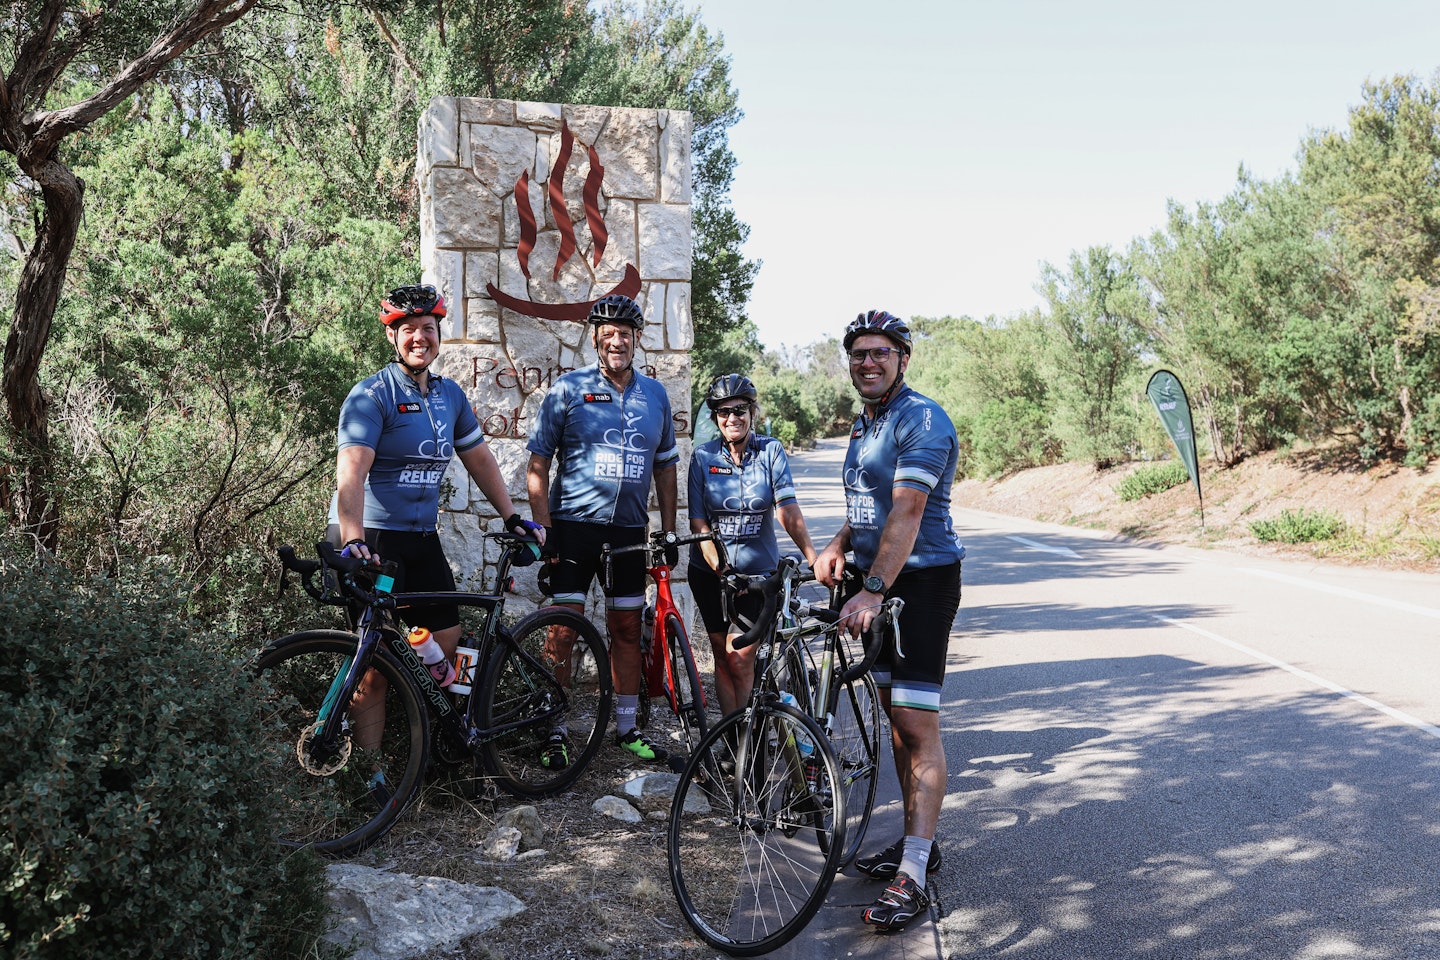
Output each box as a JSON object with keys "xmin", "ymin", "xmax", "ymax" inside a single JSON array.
[
  {"xmin": 601, "ymin": 530, "xmax": 726, "ymax": 760},
  {"xmin": 255, "ymin": 532, "xmax": 613, "ymax": 856},
  {"xmin": 666, "ymin": 556, "xmax": 899, "ymax": 955}
]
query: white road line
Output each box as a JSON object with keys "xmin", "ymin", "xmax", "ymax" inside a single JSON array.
[
  {"xmin": 1007, "ymin": 536, "xmax": 1081, "ymax": 559},
  {"xmin": 1240, "ymin": 567, "xmax": 1440, "ymax": 621},
  {"xmin": 1158, "ymin": 616, "xmax": 1440, "ymax": 741}
]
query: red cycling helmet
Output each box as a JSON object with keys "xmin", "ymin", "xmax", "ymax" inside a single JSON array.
[{"xmin": 380, "ymin": 284, "xmax": 446, "ymax": 326}]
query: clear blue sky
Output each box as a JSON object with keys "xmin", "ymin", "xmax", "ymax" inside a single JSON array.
[{"xmin": 692, "ymin": 0, "xmax": 1440, "ymax": 352}]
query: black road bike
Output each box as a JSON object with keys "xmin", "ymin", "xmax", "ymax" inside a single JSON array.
[
  {"xmin": 667, "ymin": 557, "xmax": 899, "ymax": 955},
  {"xmin": 256, "ymin": 533, "xmax": 612, "ymax": 856}
]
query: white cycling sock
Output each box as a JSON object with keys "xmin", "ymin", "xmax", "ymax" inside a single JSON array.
[
  {"xmin": 616, "ymin": 695, "xmax": 639, "ymax": 736},
  {"xmin": 898, "ymin": 836, "xmax": 931, "ymax": 881}
]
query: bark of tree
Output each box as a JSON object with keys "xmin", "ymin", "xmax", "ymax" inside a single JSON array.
[{"xmin": 0, "ymin": 0, "xmax": 261, "ymax": 550}]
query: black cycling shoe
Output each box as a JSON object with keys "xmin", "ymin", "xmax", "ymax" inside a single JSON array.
[
  {"xmin": 854, "ymin": 837, "xmax": 943, "ymax": 880},
  {"xmin": 862, "ymin": 872, "xmax": 931, "ymax": 932},
  {"xmin": 539, "ymin": 733, "xmax": 571, "ymax": 770}
]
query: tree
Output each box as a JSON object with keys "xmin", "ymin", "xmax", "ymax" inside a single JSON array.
[
  {"xmin": 1038, "ymin": 246, "xmax": 1147, "ymax": 469},
  {"xmin": 1, "ymin": 0, "xmax": 263, "ymax": 550},
  {"xmin": 1297, "ymin": 74, "xmax": 1440, "ymax": 460}
]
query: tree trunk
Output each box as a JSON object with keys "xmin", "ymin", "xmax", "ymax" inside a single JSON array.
[{"xmin": 2, "ymin": 154, "xmax": 84, "ymax": 550}]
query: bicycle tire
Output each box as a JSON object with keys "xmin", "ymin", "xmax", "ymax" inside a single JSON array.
[
  {"xmin": 668, "ymin": 701, "xmax": 844, "ymax": 956},
  {"xmin": 478, "ymin": 606, "xmax": 613, "ymax": 797},
  {"xmin": 828, "ymin": 671, "xmax": 881, "ymax": 866},
  {"xmin": 665, "ymin": 612, "xmax": 709, "ymax": 754},
  {"xmin": 253, "ymin": 629, "xmax": 428, "ymax": 856}
]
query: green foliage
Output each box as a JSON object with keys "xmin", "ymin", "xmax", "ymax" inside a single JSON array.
[
  {"xmin": 0, "ymin": 546, "xmax": 333, "ymax": 959},
  {"xmin": 1116, "ymin": 460, "xmax": 1192, "ymax": 502},
  {"xmin": 1249, "ymin": 508, "xmax": 1348, "ymax": 544},
  {"xmin": 968, "ymin": 397, "xmax": 1056, "ymax": 478},
  {"xmin": 1039, "ymin": 246, "xmax": 1147, "ymax": 469}
]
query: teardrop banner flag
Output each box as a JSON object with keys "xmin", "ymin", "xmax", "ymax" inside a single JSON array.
[{"xmin": 1145, "ymin": 369, "xmax": 1204, "ymax": 528}]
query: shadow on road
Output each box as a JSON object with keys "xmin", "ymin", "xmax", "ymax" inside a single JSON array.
[{"xmin": 936, "ymin": 652, "xmax": 1440, "ymax": 957}]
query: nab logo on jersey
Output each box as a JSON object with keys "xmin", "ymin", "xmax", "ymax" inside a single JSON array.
[
  {"xmin": 397, "ymin": 402, "xmax": 422, "ymax": 414},
  {"xmin": 708, "ymin": 465, "xmax": 733, "ymax": 475},
  {"xmin": 583, "ymin": 392, "xmax": 614, "ymax": 403},
  {"xmin": 850, "ymin": 426, "xmax": 863, "ymax": 439}
]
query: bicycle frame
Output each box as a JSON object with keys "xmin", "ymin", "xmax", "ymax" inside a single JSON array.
[
  {"xmin": 282, "ymin": 537, "xmax": 575, "ymax": 760},
  {"xmin": 603, "ymin": 530, "xmax": 725, "ymax": 749}
]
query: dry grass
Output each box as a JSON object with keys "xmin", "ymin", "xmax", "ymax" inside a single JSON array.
[{"xmin": 955, "ymin": 445, "xmax": 1440, "ymax": 570}]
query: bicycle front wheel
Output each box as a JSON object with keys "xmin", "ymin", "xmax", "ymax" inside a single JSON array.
[
  {"xmin": 665, "ymin": 612, "xmax": 709, "ymax": 754},
  {"xmin": 668, "ymin": 701, "xmax": 844, "ymax": 956},
  {"xmin": 478, "ymin": 607, "xmax": 613, "ymax": 796},
  {"xmin": 828, "ymin": 671, "xmax": 881, "ymax": 866},
  {"xmin": 253, "ymin": 629, "xmax": 427, "ymax": 856}
]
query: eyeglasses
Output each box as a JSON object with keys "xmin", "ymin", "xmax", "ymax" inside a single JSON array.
[
  {"xmin": 716, "ymin": 406, "xmax": 750, "ymax": 419},
  {"xmin": 848, "ymin": 347, "xmax": 899, "ymax": 364}
]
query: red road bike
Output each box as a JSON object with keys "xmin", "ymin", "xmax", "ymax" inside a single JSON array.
[{"xmin": 602, "ymin": 530, "xmax": 726, "ymax": 759}]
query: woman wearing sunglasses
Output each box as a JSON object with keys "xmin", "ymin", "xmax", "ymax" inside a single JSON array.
[{"xmin": 686, "ymin": 374, "xmax": 818, "ymax": 717}]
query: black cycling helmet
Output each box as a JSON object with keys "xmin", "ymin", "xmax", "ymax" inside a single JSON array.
[
  {"xmin": 843, "ymin": 309, "xmax": 912, "ymax": 355},
  {"xmin": 705, "ymin": 374, "xmax": 758, "ymax": 411},
  {"xmin": 587, "ymin": 294, "xmax": 645, "ymax": 332},
  {"xmin": 380, "ymin": 284, "xmax": 446, "ymax": 326}
]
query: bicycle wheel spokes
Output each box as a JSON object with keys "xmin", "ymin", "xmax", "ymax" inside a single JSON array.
[
  {"xmin": 480, "ymin": 608, "xmax": 612, "ymax": 797},
  {"xmin": 668, "ymin": 706, "xmax": 843, "ymax": 956},
  {"xmin": 827, "ymin": 672, "xmax": 881, "ymax": 866},
  {"xmin": 253, "ymin": 630, "xmax": 426, "ymax": 856}
]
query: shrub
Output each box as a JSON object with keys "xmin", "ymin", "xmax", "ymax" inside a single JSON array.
[
  {"xmin": 1249, "ymin": 508, "xmax": 1347, "ymax": 543},
  {"xmin": 0, "ymin": 547, "xmax": 333, "ymax": 959},
  {"xmin": 1116, "ymin": 460, "xmax": 1191, "ymax": 501}
]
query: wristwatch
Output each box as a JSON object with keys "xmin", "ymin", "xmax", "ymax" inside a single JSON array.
[{"xmin": 862, "ymin": 574, "xmax": 887, "ymax": 595}]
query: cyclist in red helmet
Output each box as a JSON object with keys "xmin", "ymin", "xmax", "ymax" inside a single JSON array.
[
  {"xmin": 333, "ymin": 284, "xmax": 542, "ymax": 795},
  {"xmin": 816, "ymin": 309, "xmax": 965, "ymax": 933}
]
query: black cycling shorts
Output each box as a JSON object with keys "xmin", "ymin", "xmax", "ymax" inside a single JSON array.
[
  {"xmin": 848, "ymin": 560, "xmax": 962, "ymax": 712},
  {"xmin": 548, "ymin": 519, "xmax": 647, "ymax": 611},
  {"xmin": 688, "ymin": 559, "xmax": 765, "ymax": 636},
  {"xmin": 327, "ymin": 525, "xmax": 460, "ymax": 633}
]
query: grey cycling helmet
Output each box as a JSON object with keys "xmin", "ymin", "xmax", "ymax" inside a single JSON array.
[
  {"xmin": 587, "ymin": 294, "xmax": 645, "ymax": 332},
  {"xmin": 843, "ymin": 309, "xmax": 912, "ymax": 354},
  {"xmin": 705, "ymin": 374, "xmax": 759, "ymax": 411}
]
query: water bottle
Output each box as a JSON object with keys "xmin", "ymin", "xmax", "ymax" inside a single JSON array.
[
  {"xmin": 778, "ymin": 692, "xmax": 815, "ymax": 758},
  {"xmin": 407, "ymin": 626, "xmax": 457, "ymax": 687}
]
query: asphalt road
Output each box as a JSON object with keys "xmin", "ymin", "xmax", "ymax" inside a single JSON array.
[{"xmin": 772, "ymin": 437, "xmax": 1440, "ymax": 960}]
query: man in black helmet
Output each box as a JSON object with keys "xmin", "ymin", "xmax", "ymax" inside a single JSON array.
[
  {"xmin": 526, "ymin": 294, "xmax": 680, "ymax": 767},
  {"xmin": 815, "ymin": 309, "xmax": 966, "ymax": 933}
]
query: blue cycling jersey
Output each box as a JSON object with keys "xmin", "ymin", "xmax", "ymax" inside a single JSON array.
[
  {"xmin": 843, "ymin": 381, "xmax": 966, "ymax": 572},
  {"xmin": 687, "ymin": 433, "xmax": 797, "ymax": 576},
  {"xmin": 335, "ymin": 363, "xmax": 485, "ymax": 532},
  {"xmin": 527, "ymin": 364, "xmax": 679, "ymax": 527}
]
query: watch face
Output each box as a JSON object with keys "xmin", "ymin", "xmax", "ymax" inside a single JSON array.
[{"xmin": 864, "ymin": 575, "xmax": 885, "ymax": 594}]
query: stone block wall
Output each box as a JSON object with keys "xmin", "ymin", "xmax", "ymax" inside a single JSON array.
[{"xmin": 415, "ymin": 97, "xmax": 695, "ymax": 610}]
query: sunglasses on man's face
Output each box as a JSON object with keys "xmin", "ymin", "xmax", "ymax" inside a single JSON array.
[{"xmin": 716, "ymin": 406, "xmax": 750, "ymax": 419}]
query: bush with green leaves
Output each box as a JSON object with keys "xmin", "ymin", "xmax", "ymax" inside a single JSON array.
[
  {"xmin": 0, "ymin": 548, "xmax": 333, "ymax": 959},
  {"xmin": 1116, "ymin": 460, "xmax": 1192, "ymax": 501},
  {"xmin": 1248, "ymin": 508, "xmax": 1347, "ymax": 544}
]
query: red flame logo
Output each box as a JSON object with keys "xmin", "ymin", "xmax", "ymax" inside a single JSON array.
[{"xmin": 485, "ymin": 121, "xmax": 640, "ymax": 321}]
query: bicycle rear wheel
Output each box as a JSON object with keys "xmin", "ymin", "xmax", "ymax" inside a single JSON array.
[
  {"xmin": 828, "ymin": 671, "xmax": 881, "ymax": 866},
  {"xmin": 253, "ymin": 629, "xmax": 427, "ymax": 856},
  {"xmin": 665, "ymin": 613, "xmax": 709, "ymax": 755},
  {"xmin": 478, "ymin": 607, "xmax": 612, "ymax": 796},
  {"xmin": 668, "ymin": 701, "xmax": 844, "ymax": 956}
]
